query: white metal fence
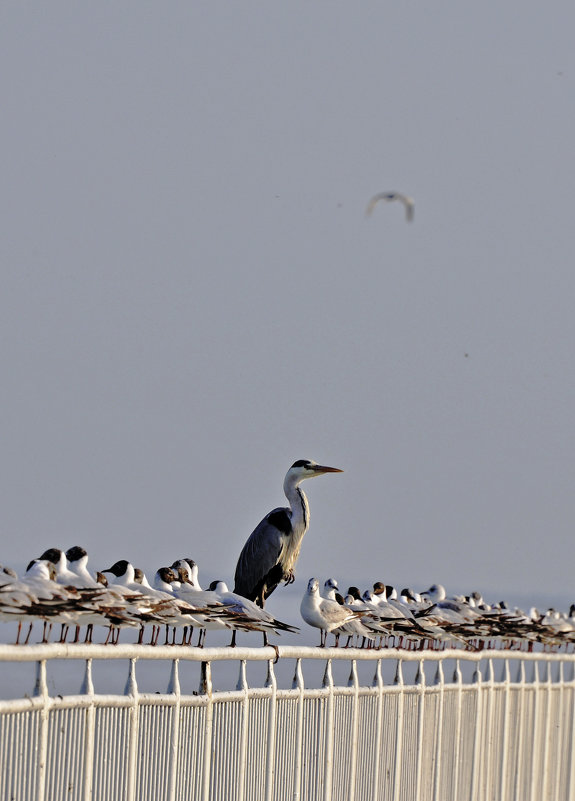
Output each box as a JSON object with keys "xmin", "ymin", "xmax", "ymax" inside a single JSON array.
[{"xmin": 0, "ymin": 643, "xmax": 573, "ymax": 801}]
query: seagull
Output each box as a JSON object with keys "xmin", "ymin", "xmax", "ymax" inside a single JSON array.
[
  {"xmin": 366, "ymin": 191, "xmax": 414, "ymax": 222},
  {"xmin": 207, "ymin": 580, "xmax": 299, "ymax": 646},
  {"xmin": 322, "ymin": 579, "xmax": 375, "ymax": 647},
  {"xmin": 301, "ymin": 578, "xmax": 362, "ymax": 647},
  {"xmin": 0, "ymin": 560, "xmax": 80, "ymax": 644},
  {"xmin": 234, "ymin": 459, "xmax": 343, "ymax": 607}
]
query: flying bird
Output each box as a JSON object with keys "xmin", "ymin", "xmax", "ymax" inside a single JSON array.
[
  {"xmin": 233, "ymin": 459, "xmax": 343, "ymax": 607},
  {"xmin": 366, "ymin": 192, "xmax": 414, "ymax": 222}
]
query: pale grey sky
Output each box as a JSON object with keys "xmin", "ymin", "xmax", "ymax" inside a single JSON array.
[{"xmin": 1, "ymin": 3, "xmax": 574, "ymax": 619}]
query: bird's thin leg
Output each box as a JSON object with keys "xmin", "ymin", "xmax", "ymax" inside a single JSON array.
[
  {"xmin": 229, "ymin": 630, "xmax": 237, "ymax": 648},
  {"xmin": 24, "ymin": 622, "xmax": 34, "ymax": 645}
]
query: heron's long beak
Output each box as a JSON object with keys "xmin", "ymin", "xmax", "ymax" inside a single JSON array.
[{"xmin": 313, "ymin": 465, "xmax": 343, "ymax": 474}]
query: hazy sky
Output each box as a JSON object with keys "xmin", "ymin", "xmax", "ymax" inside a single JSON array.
[{"xmin": 1, "ymin": 3, "xmax": 574, "ymax": 618}]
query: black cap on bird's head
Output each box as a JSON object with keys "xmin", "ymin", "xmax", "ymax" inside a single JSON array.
[
  {"xmin": 39, "ymin": 548, "xmax": 64, "ymax": 565},
  {"xmin": 66, "ymin": 546, "xmax": 88, "ymax": 563},
  {"xmin": 102, "ymin": 560, "xmax": 130, "ymax": 577},
  {"xmin": 289, "ymin": 459, "xmax": 343, "ymax": 475}
]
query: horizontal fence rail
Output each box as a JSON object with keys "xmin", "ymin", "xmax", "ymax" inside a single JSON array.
[{"xmin": 0, "ymin": 644, "xmax": 573, "ymax": 801}]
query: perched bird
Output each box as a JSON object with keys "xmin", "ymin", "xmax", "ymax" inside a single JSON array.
[
  {"xmin": 234, "ymin": 460, "xmax": 343, "ymax": 607},
  {"xmin": 301, "ymin": 578, "xmax": 362, "ymax": 647},
  {"xmin": 366, "ymin": 191, "xmax": 414, "ymax": 222},
  {"xmin": 207, "ymin": 580, "xmax": 299, "ymax": 646}
]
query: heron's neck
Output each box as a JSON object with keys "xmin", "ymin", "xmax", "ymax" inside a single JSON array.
[{"xmin": 283, "ymin": 475, "xmax": 309, "ymax": 537}]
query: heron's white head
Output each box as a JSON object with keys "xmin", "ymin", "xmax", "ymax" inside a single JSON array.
[{"xmin": 284, "ymin": 460, "xmax": 343, "ymax": 495}]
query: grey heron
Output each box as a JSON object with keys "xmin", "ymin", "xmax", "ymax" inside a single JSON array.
[
  {"xmin": 366, "ymin": 191, "xmax": 414, "ymax": 222},
  {"xmin": 233, "ymin": 459, "xmax": 343, "ymax": 607}
]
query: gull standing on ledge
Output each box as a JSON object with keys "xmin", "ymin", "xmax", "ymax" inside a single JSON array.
[
  {"xmin": 366, "ymin": 192, "xmax": 414, "ymax": 222},
  {"xmin": 234, "ymin": 459, "xmax": 343, "ymax": 607}
]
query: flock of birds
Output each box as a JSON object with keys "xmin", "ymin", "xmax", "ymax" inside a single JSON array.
[
  {"xmin": 0, "ymin": 458, "xmax": 570, "ymax": 652},
  {"xmin": 301, "ymin": 578, "xmax": 575, "ymax": 652},
  {"xmin": 0, "ymin": 549, "xmax": 574, "ymax": 653},
  {"xmin": 0, "ymin": 548, "xmax": 297, "ymax": 647}
]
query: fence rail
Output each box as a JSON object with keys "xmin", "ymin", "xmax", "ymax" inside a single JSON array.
[{"xmin": 0, "ymin": 643, "xmax": 573, "ymax": 801}]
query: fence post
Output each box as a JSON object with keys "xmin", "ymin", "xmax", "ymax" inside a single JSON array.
[
  {"xmin": 414, "ymin": 659, "xmax": 426, "ymax": 801},
  {"xmin": 469, "ymin": 659, "xmax": 483, "ymax": 801},
  {"xmin": 264, "ymin": 658, "xmax": 278, "ymax": 801},
  {"xmin": 347, "ymin": 659, "xmax": 360, "ymax": 801},
  {"xmin": 432, "ymin": 659, "xmax": 444, "ymax": 801},
  {"xmin": 452, "ymin": 659, "xmax": 463, "ymax": 798},
  {"xmin": 166, "ymin": 659, "xmax": 180, "ymax": 801},
  {"xmin": 541, "ymin": 660, "xmax": 553, "ymax": 800},
  {"xmin": 33, "ymin": 659, "xmax": 49, "ymax": 801},
  {"xmin": 498, "ymin": 659, "xmax": 511, "ymax": 801},
  {"xmin": 371, "ymin": 660, "xmax": 383, "ymax": 801},
  {"xmin": 392, "ymin": 659, "xmax": 404, "ymax": 801},
  {"xmin": 512, "ymin": 659, "xmax": 527, "ymax": 801},
  {"xmin": 200, "ymin": 660, "xmax": 213, "ymax": 801},
  {"xmin": 236, "ymin": 660, "xmax": 249, "ymax": 801},
  {"xmin": 81, "ymin": 658, "xmax": 95, "ymax": 801},
  {"xmin": 292, "ymin": 658, "xmax": 305, "ymax": 801},
  {"xmin": 124, "ymin": 658, "xmax": 139, "ymax": 801},
  {"xmin": 322, "ymin": 659, "xmax": 335, "ymax": 801},
  {"xmin": 529, "ymin": 661, "xmax": 541, "ymax": 801}
]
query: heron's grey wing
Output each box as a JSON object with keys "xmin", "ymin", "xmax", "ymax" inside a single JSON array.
[{"xmin": 233, "ymin": 507, "xmax": 289, "ymax": 600}]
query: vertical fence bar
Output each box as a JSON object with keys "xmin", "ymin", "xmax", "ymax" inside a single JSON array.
[
  {"xmin": 432, "ymin": 660, "xmax": 444, "ymax": 801},
  {"xmin": 236, "ymin": 660, "xmax": 249, "ymax": 801},
  {"xmin": 200, "ymin": 660, "xmax": 213, "ymax": 801},
  {"xmin": 264, "ymin": 658, "xmax": 278, "ymax": 801},
  {"xmin": 540, "ymin": 660, "xmax": 552, "ymax": 800},
  {"xmin": 124, "ymin": 658, "xmax": 139, "ymax": 801},
  {"xmin": 512, "ymin": 660, "xmax": 526, "ymax": 801},
  {"xmin": 482, "ymin": 658, "xmax": 495, "ymax": 801},
  {"xmin": 553, "ymin": 661, "xmax": 564, "ymax": 801},
  {"xmin": 371, "ymin": 660, "xmax": 383, "ymax": 801},
  {"xmin": 498, "ymin": 659, "xmax": 511, "ymax": 801},
  {"xmin": 392, "ymin": 659, "xmax": 404, "ymax": 801},
  {"xmin": 565, "ymin": 660, "xmax": 575, "ymax": 801},
  {"xmin": 469, "ymin": 659, "xmax": 483, "ymax": 801},
  {"xmin": 81, "ymin": 658, "xmax": 95, "ymax": 801},
  {"xmin": 347, "ymin": 660, "xmax": 360, "ymax": 801},
  {"xmin": 166, "ymin": 659, "xmax": 181, "ymax": 801},
  {"xmin": 33, "ymin": 659, "xmax": 49, "ymax": 801},
  {"xmin": 529, "ymin": 661, "xmax": 541, "ymax": 801},
  {"xmin": 292, "ymin": 658, "xmax": 305, "ymax": 801},
  {"xmin": 452, "ymin": 659, "xmax": 463, "ymax": 799},
  {"xmin": 322, "ymin": 659, "xmax": 335, "ymax": 801},
  {"xmin": 414, "ymin": 659, "xmax": 426, "ymax": 801}
]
